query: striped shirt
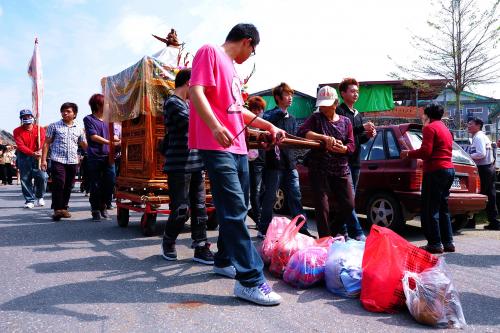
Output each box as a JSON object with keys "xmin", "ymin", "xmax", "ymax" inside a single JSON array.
[
  {"xmin": 163, "ymin": 95, "xmax": 204, "ymax": 173},
  {"xmin": 46, "ymin": 120, "xmax": 86, "ymax": 164}
]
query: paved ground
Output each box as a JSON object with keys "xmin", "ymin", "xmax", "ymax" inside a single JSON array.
[{"xmin": 0, "ymin": 184, "xmax": 499, "ymax": 333}]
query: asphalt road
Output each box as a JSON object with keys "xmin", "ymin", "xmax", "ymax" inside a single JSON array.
[{"xmin": 0, "ymin": 184, "xmax": 499, "ymax": 333}]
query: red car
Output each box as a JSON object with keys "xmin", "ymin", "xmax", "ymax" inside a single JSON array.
[{"xmin": 287, "ymin": 123, "xmax": 487, "ymax": 232}]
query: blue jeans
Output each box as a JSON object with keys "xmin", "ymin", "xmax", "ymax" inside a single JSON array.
[
  {"xmin": 421, "ymin": 168, "xmax": 455, "ymax": 246},
  {"xmin": 200, "ymin": 150, "xmax": 265, "ymax": 287},
  {"xmin": 87, "ymin": 158, "xmax": 116, "ymax": 211},
  {"xmin": 17, "ymin": 153, "xmax": 47, "ymax": 203},
  {"xmin": 342, "ymin": 166, "xmax": 364, "ymax": 238},
  {"xmin": 259, "ymin": 168, "xmax": 306, "ymax": 234}
]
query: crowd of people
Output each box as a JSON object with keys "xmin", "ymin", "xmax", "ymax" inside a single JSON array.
[{"xmin": 7, "ymin": 22, "xmax": 499, "ymax": 307}]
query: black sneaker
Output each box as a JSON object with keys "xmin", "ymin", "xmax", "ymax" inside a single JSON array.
[
  {"xmin": 91, "ymin": 210, "xmax": 101, "ymax": 221},
  {"xmin": 100, "ymin": 209, "xmax": 109, "ymax": 219},
  {"xmin": 484, "ymin": 223, "xmax": 500, "ymax": 230},
  {"xmin": 193, "ymin": 243, "xmax": 215, "ymax": 265},
  {"xmin": 161, "ymin": 242, "xmax": 177, "ymax": 261}
]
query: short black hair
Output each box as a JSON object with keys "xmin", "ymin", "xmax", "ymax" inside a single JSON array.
[
  {"xmin": 225, "ymin": 23, "xmax": 260, "ymax": 47},
  {"xmin": 175, "ymin": 68, "xmax": 191, "ymax": 88},
  {"xmin": 469, "ymin": 117, "xmax": 484, "ymax": 130},
  {"xmin": 424, "ymin": 103, "xmax": 444, "ymax": 120},
  {"xmin": 60, "ymin": 102, "xmax": 78, "ymax": 115}
]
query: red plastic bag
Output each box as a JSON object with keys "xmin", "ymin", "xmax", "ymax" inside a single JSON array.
[
  {"xmin": 283, "ymin": 247, "xmax": 328, "ymax": 288},
  {"xmin": 360, "ymin": 225, "xmax": 438, "ymax": 313},
  {"xmin": 260, "ymin": 215, "xmax": 297, "ymax": 264}
]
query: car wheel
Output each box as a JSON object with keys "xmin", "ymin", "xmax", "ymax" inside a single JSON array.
[
  {"xmin": 451, "ymin": 214, "xmax": 468, "ymax": 232},
  {"xmin": 140, "ymin": 213, "xmax": 157, "ymax": 237},
  {"xmin": 273, "ymin": 188, "xmax": 290, "ymax": 214},
  {"xmin": 117, "ymin": 207, "xmax": 129, "ymax": 227},
  {"xmin": 366, "ymin": 193, "xmax": 405, "ymax": 231}
]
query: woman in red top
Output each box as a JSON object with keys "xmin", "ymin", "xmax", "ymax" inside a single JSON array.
[{"xmin": 401, "ymin": 104, "xmax": 455, "ymax": 254}]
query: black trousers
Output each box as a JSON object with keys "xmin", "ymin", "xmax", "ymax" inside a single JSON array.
[
  {"xmin": 50, "ymin": 161, "xmax": 77, "ymax": 210},
  {"xmin": 478, "ymin": 164, "xmax": 498, "ymax": 222},
  {"xmin": 163, "ymin": 171, "xmax": 208, "ymax": 247}
]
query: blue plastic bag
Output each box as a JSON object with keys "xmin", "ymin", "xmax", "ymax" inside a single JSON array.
[{"xmin": 325, "ymin": 239, "xmax": 365, "ymax": 298}]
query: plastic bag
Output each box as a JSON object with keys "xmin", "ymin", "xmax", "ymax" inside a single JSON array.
[
  {"xmin": 402, "ymin": 258, "xmax": 466, "ymax": 329},
  {"xmin": 260, "ymin": 215, "xmax": 297, "ymax": 265},
  {"xmin": 269, "ymin": 217, "xmax": 315, "ymax": 277},
  {"xmin": 325, "ymin": 239, "xmax": 365, "ymax": 298},
  {"xmin": 283, "ymin": 247, "xmax": 328, "ymax": 288},
  {"xmin": 360, "ymin": 225, "xmax": 439, "ymax": 313}
]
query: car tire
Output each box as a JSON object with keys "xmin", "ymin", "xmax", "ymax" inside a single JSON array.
[
  {"xmin": 140, "ymin": 213, "xmax": 156, "ymax": 237},
  {"xmin": 451, "ymin": 214, "xmax": 468, "ymax": 232},
  {"xmin": 117, "ymin": 207, "xmax": 129, "ymax": 228},
  {"xmin": 366, "ymin": 192, "xmax": 405, "ymax": 231},
  {"xmin": 273, "ymin": 188, "xmax": 290, "ymax": 214}
]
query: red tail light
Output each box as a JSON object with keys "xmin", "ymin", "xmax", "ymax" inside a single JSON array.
[
  {"xmin": 409, "ymin": 168, "xmax": 423, "ymax": 191},
  {"xmin": 475, "ymin": 172, "xmax": 481, "ymax": 193}
]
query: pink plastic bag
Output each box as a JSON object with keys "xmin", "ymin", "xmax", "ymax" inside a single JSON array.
[
  {"xmin": 283, "ymin": 247, "xmax": 328, "ymax": 288},
  {"xmin": 260, "ymin": 215, "xmax": 298, "ymax": 264},
  {"xmin": 269, "ymin": 217, "xmax": 315, "ymax": 277},
  {"xmin": 269, "ymin": 216, "xmax": 339, "ymax": 277}
]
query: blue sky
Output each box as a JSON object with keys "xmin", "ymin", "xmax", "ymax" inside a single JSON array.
[{"xmin": 0, "ymin": 0, "xmax": 498, "ymax": 133}]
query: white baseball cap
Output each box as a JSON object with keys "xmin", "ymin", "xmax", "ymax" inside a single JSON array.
[{"xmin": 315, "ymin": 85, "xmax": 338, "ymax": 107}]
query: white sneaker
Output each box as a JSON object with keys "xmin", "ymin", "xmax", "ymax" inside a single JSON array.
[
  {"xmin": 37, "ymin": 198, "xmax": 45, "ymax": 207},
  {"xmin": 234, "ymin": 281, "xmax": 282, "ymax": 306},
  {"xmin": 213, "ymin": 265, "xmax": 237, "ymax": 279},
  {"xmin": 24, "ymin": 202, "xmax": 35, "ymax": 209}
]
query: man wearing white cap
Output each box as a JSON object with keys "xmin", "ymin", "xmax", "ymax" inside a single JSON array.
[{"xmin": 297, "ymin": 86, "xmax": 357, "ymax": 238}]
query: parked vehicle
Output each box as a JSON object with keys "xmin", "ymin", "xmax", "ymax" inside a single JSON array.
[{"xmin": 277, "ymin": 123, "xmax": 487, "ymax": 232}]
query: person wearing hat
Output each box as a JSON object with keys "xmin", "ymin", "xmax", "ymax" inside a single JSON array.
[
  {"xmin": 297, "ymin": 86, "xmax": 358, "ymax": 239},
  {"xmin": 13, "ymin": 109, "xmax": 48, "ymax": 208}
]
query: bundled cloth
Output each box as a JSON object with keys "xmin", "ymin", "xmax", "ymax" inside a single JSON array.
[
  {"xmin": 283, "ymin": 247, "xmax": 329, "ymax": 288},
  {"xmin": 402, "ymin": 258, "xmax": 466, "ymax": 329},
  {"xmin": 325, "ymin": 239, "xmax": 365, "ymax": 298},
  {"xmin": 360, "ymin": 225, "xmax": 438, "ymax": 313}
]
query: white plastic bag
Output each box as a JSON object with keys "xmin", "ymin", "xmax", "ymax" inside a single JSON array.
[
  {"xmin": 402, "ymin": 258, "xmax": 466, "ymax": 329},
  {"xmin": 324, "ymin": 239, "xmax": 365, "ymax": 298}
]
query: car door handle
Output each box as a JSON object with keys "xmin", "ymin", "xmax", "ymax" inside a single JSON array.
[{"xmin": 368, "ymin": 164, "xmax": 378, "ymax": 170}]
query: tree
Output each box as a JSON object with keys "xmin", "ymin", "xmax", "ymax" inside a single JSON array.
[{"xmin": 390, "ymin": 0, "xmax": 499, "ymax": 129}]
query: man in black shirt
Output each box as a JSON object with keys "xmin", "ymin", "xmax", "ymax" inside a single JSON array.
[{"xmin": 336, "ymin": 78, "xmax": 376, "ymax": 240}]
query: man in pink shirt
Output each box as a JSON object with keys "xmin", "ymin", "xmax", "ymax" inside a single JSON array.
[{"xmin": 189, "ymin": 23, "xmax": 285, "ymax": 306}]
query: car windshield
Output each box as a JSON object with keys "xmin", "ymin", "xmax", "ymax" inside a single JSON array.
[{"xmin": 406, "ymin": 130, "xmax": 475, "ymax": 166}]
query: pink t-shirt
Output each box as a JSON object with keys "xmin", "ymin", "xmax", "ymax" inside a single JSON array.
[{"xmin": 188, "ymin": 44, "xmax": 247, "ymax": 154}]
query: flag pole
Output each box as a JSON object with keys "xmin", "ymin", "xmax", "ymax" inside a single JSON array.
[{"xmin": 35, "ymin": 38, "xmax": 41, "ymax": 166}]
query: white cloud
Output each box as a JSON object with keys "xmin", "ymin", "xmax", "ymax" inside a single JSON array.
[
  {"xmin": 0, "ymin": 6, "xmax": 3, "ymax": 16},
  {"xmin": 116, "ymin": 14, "xmax": 171, "ymax": 55}
]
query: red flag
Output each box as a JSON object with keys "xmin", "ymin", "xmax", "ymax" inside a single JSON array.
[{"xmin": 27, "ymin": 38, "xmax": 43, "ymax": 122}]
